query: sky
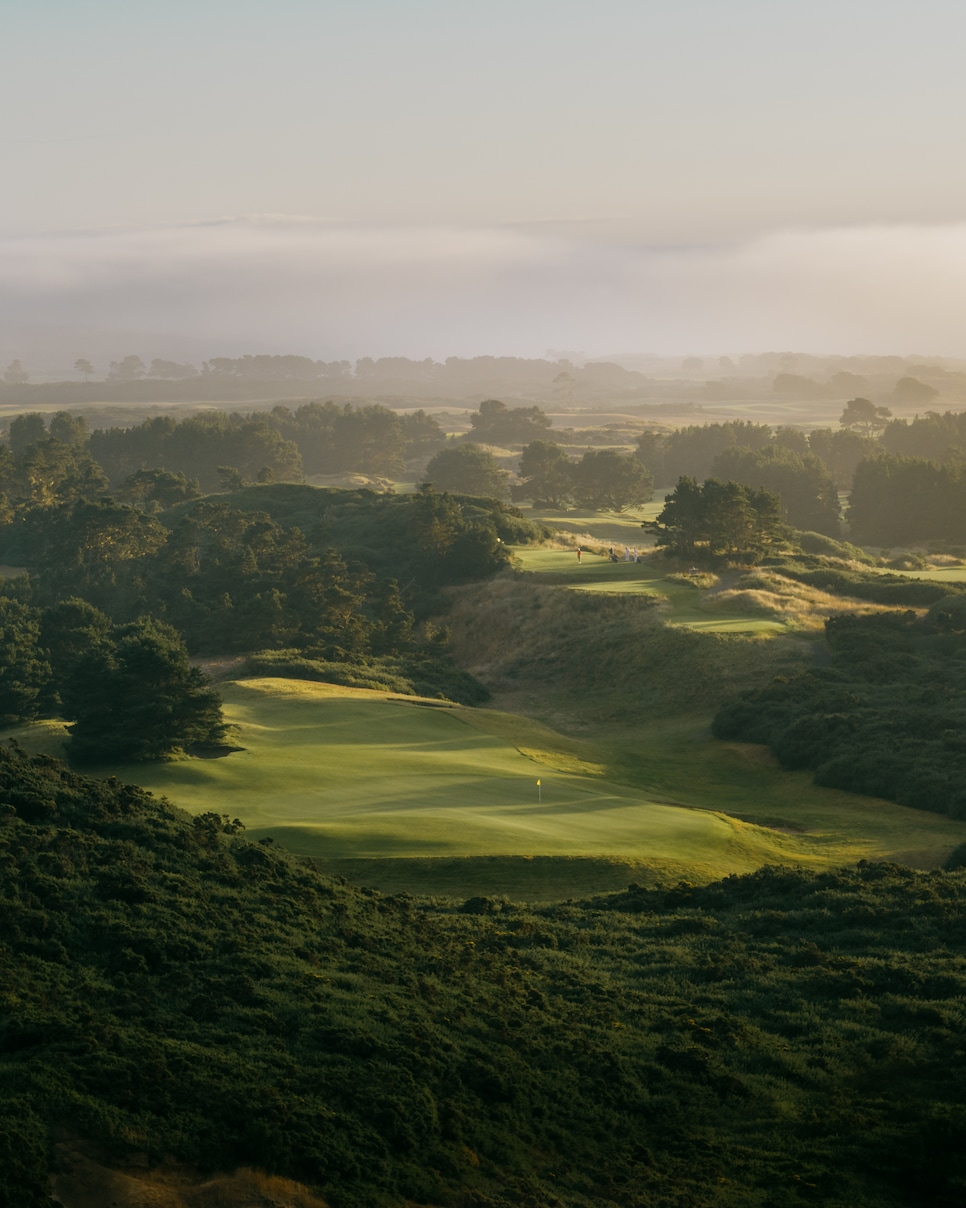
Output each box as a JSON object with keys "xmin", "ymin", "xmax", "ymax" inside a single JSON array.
[{"xmin": 4, "ymin": 0, "xmax": 966, "ymax": 366}]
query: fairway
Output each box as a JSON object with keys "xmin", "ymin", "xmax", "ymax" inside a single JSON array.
[
  {"xmin": 108, "ymin": 679, "xmax": 768, "ymax": 875},
  {"xmin": 512, "ymin": 546, "xmax": 786, "ymax": 632},
  {"xmin": 9, "ymin": 675, "xmax": 966, "ymax": 897}
]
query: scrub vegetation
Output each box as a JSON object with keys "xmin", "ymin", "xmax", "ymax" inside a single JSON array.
[
  {"xmin": 4, "ymin": 390, "xmax": 966, "ymax": 1206},
  {"xmin": 5, "ymin": 747, "xmax": 966, "ymax": 1208}
]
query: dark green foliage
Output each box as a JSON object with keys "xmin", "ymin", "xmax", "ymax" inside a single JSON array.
[
  {"xmin": 267, "ymin": 400, "xmax": 437, "ymax": 477},
  {"xmin": 114, "ymin": 467, "xmax": 203, "ymax": 509},
  {"xmin": 47, "ymin": 411, "xmax": 88, "ymax": 447},
  {"xmin": 711, "ymin": 444, "xmax": 840, "ymax": 536},
  {"xmin": 60, "ymin": 616, "xmax": 226, "ymax": 763},
  {"xmin": 713, "ymin": 608, "xmax": 966, "ymax": 817},
  {"xmin": 89, "ymin": 412, "xmax": 302, "ymax": 491},
  {"xmin": 573, "ymin": 448, "xmax": 653, "ymax": 512},
  {"xmin": 469, "ymin": 398, "xmax": 552, "ymax": 444},
  {"xmin": 7, "ymin": 412, "xmax": 47, "ymax": 455},
  {"xmin": 515, "ymin": 440, "xmax": 575, "ymax": 506},
  {"xmin": 807, "ymin": 426, "xmax": 879, "ymax": 488},
  {"xmin": 635, "ymin": 420, "xmax": 774, "ymax": 484},
  {"xmin": 848, "ymin": 453, "xmax": 966, "ymax": 546},
  {"xmin": 648, "ymin": 476, "xmax": 783, "ymax": 562},
  {"xmin": 0, "ymin": 598, "xmax": 50, "ymax": 726},
  {"xmin": 4, "ymin": 749, "xmax": 966, "ymax": 1206},
  {"xmin": 38, "ymin": 597, "xmax": 113, "ymax": 711},
  {"xmin": 425, "ymin": 443, "xmax": 511, "ymax": 500},
  {"xmin": 13, "ymin": 438, "xmax": 108, "ymax": 510},
  {"xmin": 0, "ymin": 485, "xmax": 542, "ymax": 728},
  {"xmin": 15, "ymin": 499, "xmax": 168, "ymax": 612},
  {"xmin": 881, "ymin": 409, "xmax": 966, "ymax": 463},
  {"xmin": 86, "ymin": 402, "xmax": 443, "ymax": 487}
]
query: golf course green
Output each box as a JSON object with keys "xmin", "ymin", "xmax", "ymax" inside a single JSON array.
[
  {"xmin": 6, "ymin": 674, "xmax": 952, "ymax": 897},
  {"xmin": 114, "ymin": 679, "xmax": 758, "ymax": 869}
]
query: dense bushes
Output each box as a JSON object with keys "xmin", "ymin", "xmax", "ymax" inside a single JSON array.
[
  {"xmin": 4, "ymin": 748, "xmax": 966, "ymax": 1206},
  {"xmin": 0, "ymin": 483, "xmax": 545, "ymax": 744},
  {"xmin": 713, "ymin": 608, "xmax": 966, "ymax": 817},
  {"xmin": 848, "ymin": 453, "xmax": 966, "ymax": 546}
]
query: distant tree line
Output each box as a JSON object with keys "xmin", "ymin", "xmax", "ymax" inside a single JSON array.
[
  {"xmin": 634, "ymin": 404, "xmax": 966, "ymax": 544},
  {"xmin": 11, "ymin": 396, "xmax": 966, "ymax": 544},
  {"xmin": 4, "ymin": 403, "xmax": 446, "ymax": 495}
]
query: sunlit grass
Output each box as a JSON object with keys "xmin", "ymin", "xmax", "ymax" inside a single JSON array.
[
  {"xmin": 511, "ymin": 546, "xmax": 790, "ymax": 632},
  {"xmin": 9, "ymin": 677, "xmax": 966, "ymax": 898}
]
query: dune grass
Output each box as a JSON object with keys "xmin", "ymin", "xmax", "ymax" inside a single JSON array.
[
  {"xmin": 870, "ymin": 564, "xmax": 966, "ymax": 582},
  {"xmin": 11, "ymin": 676, "xmax": 966, "ymax": 898},
  {"xmin": 511, "ymin": 546, "xmax": 789, "ymax": 632}
]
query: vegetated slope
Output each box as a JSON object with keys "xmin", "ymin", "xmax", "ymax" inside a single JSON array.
[
  {"xmin": 714, "ymin": 605, "xmax": 966, "ymax": 819},
  {"xmin": 4, "ymin": 747, "xmax": 966, "ymax": 1208},
  {"xmin": 443, "ymin": 574, "xmax": 811, "ymax": 725}
]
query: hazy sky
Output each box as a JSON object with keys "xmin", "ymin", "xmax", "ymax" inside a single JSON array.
[{"xmin": 4, "ymin": 0, "xmax": 966, "ymax": 362}]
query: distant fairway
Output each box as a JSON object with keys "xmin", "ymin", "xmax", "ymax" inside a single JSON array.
[
  {"xmin": 512, "ymin": 546, "xmax": 786, "ymax": 633},
  {"xmin": 870, "ymin": 563, "xmax": 966, "ymax": 583}
]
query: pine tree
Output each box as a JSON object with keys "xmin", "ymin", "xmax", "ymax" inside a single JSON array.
[{"xmin": 62, "ymin": 617, "xmax": 225, "ymax": 763}]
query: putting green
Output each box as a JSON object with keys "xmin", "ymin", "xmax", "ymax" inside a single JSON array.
[{"xmin": 90, "ymin": 678, "xmax": 795, "ymax": 873}]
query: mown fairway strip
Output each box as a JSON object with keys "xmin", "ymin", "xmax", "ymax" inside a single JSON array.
[
  {"xmin": 114, "ymin": 679, "xmax": 759, "ymax": 868},
  {"xmin": 512, "ymin": 546, "xmax": 786, "ymax": 632}
]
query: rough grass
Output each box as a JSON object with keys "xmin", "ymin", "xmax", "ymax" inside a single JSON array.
[
  {"xmin": 444, "ymin": 574, "xmax": 809, "ymax": 722},
  {"xmin": 522, "ymin": 501, "xmax": 663, "ymax": 545},
  {"xmin": 514, "ymin": 546, "xmax": 908, "ymax": 633}
]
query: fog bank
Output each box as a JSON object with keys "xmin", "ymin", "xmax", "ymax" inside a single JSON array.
[{"xmin": 3, "ymin": 216, "xmax": 966, "ymax": 369}]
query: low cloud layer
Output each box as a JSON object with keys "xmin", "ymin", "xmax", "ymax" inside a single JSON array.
[{"xmin": 3, "ymin": 216, "xmax": 966, "ymax": 366}]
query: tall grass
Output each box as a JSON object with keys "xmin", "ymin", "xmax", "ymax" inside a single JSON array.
[{"xmin": 444, "ymin": 575, "xmax": 810, "ymax": 723}]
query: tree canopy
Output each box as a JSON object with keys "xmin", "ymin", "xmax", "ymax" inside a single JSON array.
[
  {"xmin": 468, "ymin": 398, "xmax": 552, "ymax": 444},
  {"xmin": 425, "ymin": 443, "xmax": 510, "ymax": 500},
  {"xmin": 840, "ymin": 396, "xmax": 892, "ymax": 437},
  {"xmin": 647, "ymin": 476, "xmax": 783, "ymax": 562},
  {"xmin": 61, "ymin": 615, "xmax": 226, "ymax": 763}
]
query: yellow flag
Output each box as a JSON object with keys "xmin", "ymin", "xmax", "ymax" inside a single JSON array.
[{"xmin": 536, "ymin": 779, "xmax": 541, "ymax": 786}]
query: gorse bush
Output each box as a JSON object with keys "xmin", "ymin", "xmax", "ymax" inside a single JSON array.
[
  {"xmin": 714, "ymin": 608, "xmax": 966, "ymax": 817},
  {"xmin": 4, "ymin": 747, "xmax": 966, "ymax": 1206}
]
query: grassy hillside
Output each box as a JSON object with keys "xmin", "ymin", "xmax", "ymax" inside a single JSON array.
[
  {"xmin": 13, "ymin": 676, "xmax": 966, "ymax": 898},
  {"xmin": 5, "ymin": 746, "xmax": 966, "ymax": 1208}
]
